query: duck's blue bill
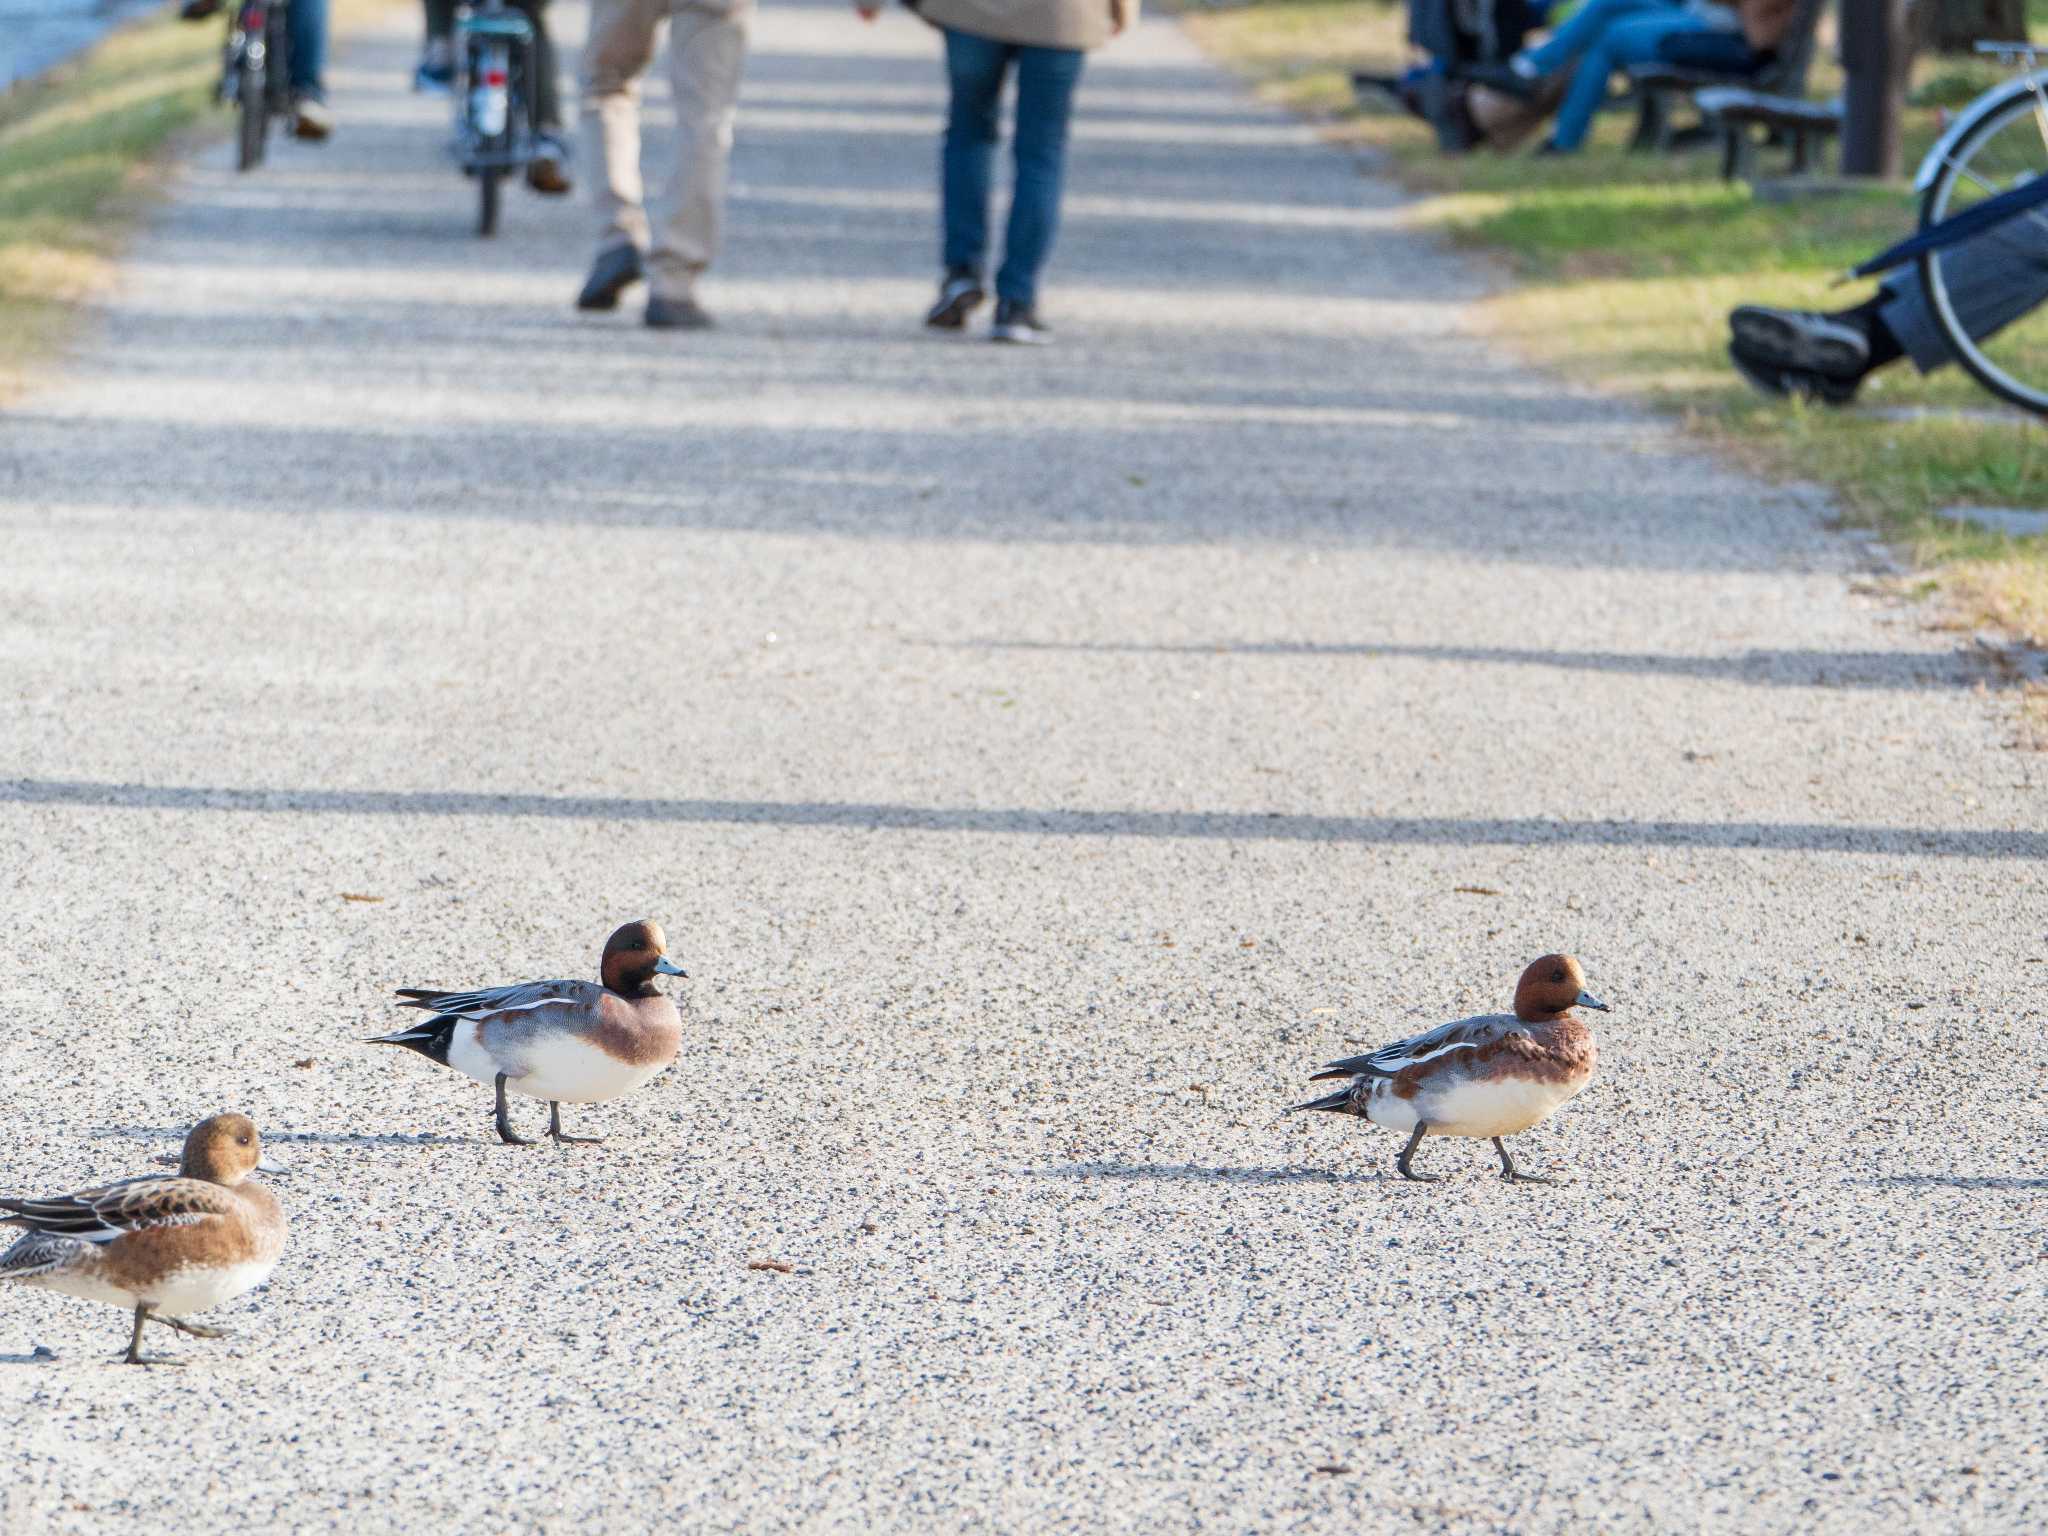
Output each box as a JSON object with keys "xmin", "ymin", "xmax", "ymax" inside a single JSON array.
[
  {"xmin": 654, "ymin": 956, "xmax": 689, "ymax": 978},
  {"xmin": 1576, "ymin": 991, "xmax": 1609, "ymax": 1012}
]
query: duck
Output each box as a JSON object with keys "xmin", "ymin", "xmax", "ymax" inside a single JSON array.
[
  {"xmin": 369, "ymin": 919, "xmax": 688, "ymax": 1146},
  {"xmin": 1289, "ymin": 953, "xmax": 1607, "ymax": 1185},
  {"xmin": 0, "ymin": 1112, "xmax": 288, "ymax": 1365}
]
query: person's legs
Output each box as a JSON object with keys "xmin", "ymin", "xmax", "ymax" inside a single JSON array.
[
  {"xmin": 647, "ymin": 0, "xmax": 752, "ymax": 309},
  {"xmin": 1548, "ymin": 12, "xmax": 1692, "ymax": 151},
  {"xmin": 941, "ymin": 30, "xmax": 1010, "ymax": 282},
  {"xmin": 579, "ymin": 0, "xmax": 663, "ymax": 259},
  {"xmin": 1518, "ymin": 0, "xmax": 1674, "ymax": 77},
  {"xmin": 1877, "ymin": 226, "xmax": 2048, "ymax": 373},
  {"xmin": 288, "ymin": 0, "xmax": 329, "ymax": 100},
  {"xmin": 418, "ymin": 0, "xmax": 457, "ymax": 89},
  {"xmin": 512, "ymin": 0, "xmax": 560, "ymax": 133},
  {"xmin": 995, "ymin": 44, "xmax": 1086, "ymax": 312}
]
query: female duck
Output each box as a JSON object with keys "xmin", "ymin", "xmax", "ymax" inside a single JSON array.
[
  {"xmin": 0, "ymin": 1112, "xmax": 288, "ymax": 1364},
  {"xmin": 371, "ymin": 919, "xmax": 687, "ymax": 1146},
  {"xmin": 1291, "ymin": 953, "xmax": 1608, "ymax": 1185}
]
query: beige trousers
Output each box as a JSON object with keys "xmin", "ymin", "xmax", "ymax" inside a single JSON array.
[{"xmin": 579, "ymin": 0, "xmax": 751, "ymax": 299}]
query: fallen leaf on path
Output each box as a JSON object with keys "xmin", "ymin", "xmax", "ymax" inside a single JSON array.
[
  {"xmin": 1453, "ymin": 885, "xmax": 1501, "ymax": 896},
  {"xmin": 340, "ymin": 893, "xmax": 385, "ymax": 903},
  {"xmin": 292, "ymin": 1058, "xmax": 317, "ymax": 1069},
  {"xmin": 1311, "ymin": 1464, "xmax": 1353, "ymax": 1476},
  {"xmin": 748, "ymin": 1259, "xmax": 794, "ymax": 1274}
]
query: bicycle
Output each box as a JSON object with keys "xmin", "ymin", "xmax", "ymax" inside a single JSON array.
[
  {"xmin": 453, "ymin": 0, "xmax": 540, "ymax": 237},
  {"xmin": 186, "ymin": 0, "xmax": 293, "ymax": 172},
  {"xmin": 1860, "ymin": 42, "xmax": 2048, "ymax": 417}
]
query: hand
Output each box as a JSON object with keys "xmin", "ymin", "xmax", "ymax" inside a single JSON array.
[
  {"xmin": 853, "ymin": 1, "xmax": 881, "ymax": 17},
  {"xmin": 1108, "ymin": 0, "xmax": 1132, "ymax": 35}
]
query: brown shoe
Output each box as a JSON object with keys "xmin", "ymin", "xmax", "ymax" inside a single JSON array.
[
  {"xmin": 292, "ymin": 96, "xmax": 333, "ymax": 141},
  {"xmin": 526, "ymin": 134, "xmax": 572, "ymax": 195}
]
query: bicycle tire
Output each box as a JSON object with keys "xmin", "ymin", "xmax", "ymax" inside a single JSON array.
[
  {"xmin": 478, "ymin": 167, "xmax": 502, "ymax": 237},
  {"xmin": 237, "ymin": 53, "xmax": 266, "ymax": 170},
  {"xmin": 1915, "ymin": 84, "xmax": 2048, "ymax": 418}
]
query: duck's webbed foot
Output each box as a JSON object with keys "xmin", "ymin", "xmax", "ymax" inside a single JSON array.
[
  {"xmin": 121, "ymin": 1306, "xmax": 186, "ymax": 1365},
  {"xmin": 1493, "ymin": 1136, "xmax": 1564, "ymax": 1185},
  {"xmin": 547, "ymin": 1102, "xmax": 605, "ymax": 1146},
  {"xmin": 1395, "ymin": 1122, "xmax": 1441, "ymax": 1183},
  {"xmin": 494, "ymin": 1073, "xmax": 536, "ymax": 1146},
  {"xmin": 150, "ymin": 1316, "xmax": 230, "ymax": 1339}
]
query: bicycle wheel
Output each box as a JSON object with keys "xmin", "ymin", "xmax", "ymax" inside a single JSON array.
[
  {"xmin": 1916, "ymin": 81, "xmax": 2048, "ymax": 417},
  {"xmin": 237, "ymin": 48, "xmax": 266, "ymax": 170},
  {"xmin": 478, "ymin": 167, "xmax": 502, "ymax": 237}
]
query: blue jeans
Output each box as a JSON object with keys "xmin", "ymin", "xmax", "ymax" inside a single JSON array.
[
  {"xmin": 1521, "ymin": 0, "xmax": 1677, "ymax": 74},
  {"xmin": 941, "ymin": 29, "xmax": 1086, "ymax": 309},
  {"xmin": 1551, "ymin": 16, "xmax": 1752, "ymax": 149},
  {"xmin": 289, "ymin": 0, "xmax": 328, "ymax": 99}
]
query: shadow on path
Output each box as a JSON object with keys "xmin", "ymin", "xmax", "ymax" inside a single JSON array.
[
  {"xmin": 1022, "ymin": 1161, "xmax": 1368, "ymax": 1185},
  {"xmin": 919, "ymin": 638, "xmax": 2011, "ymax": 692},
  {"xmin": 8, "ymin": 779, "xmax": 2042, "ymax": 858}
]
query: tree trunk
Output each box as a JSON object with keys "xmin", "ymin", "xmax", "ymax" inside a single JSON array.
[
  {"xmin": 1915, "ymin": 0, "xmax": 2029, "ymax": 52},
  {"xmin": 1843, "ymin": 0, "xmax": 1911, "ymax": 178}
]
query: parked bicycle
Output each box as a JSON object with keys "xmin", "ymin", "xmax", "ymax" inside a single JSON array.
[
  {"xmin": 453, "ymin": 0, "xmax": 541, "ymax": 237},
  {"xmin": 1853, "ymin": 42, "xmax": 2048, "ymax": 417}
]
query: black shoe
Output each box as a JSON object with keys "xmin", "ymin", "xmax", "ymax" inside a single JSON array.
[
  {"xmin": 1463, "ymin": 62, "xmax": 1542, "ymax": 101},
  {"xmin": 527, "ymin": 134, "xmax": 572, "ymax": 195},
  {"xmin": 925, "ymin": 269, "xmax": 985, "ymax": 330},
  {"xmin": 1728, "ymin": 305, "xmax": 1870, "ymax": 380},
  {"xmin": 179, "ymin": 0, "xmax": 222, "ymax": 19},
  {"xmin": 576, "ymin": 244, "xmax": 643, "ymax": 311},
  {"xmin": 990, "ymin": 299, "xmax": 1051, "ymax": 346},
  {"xmin": 645, "ymin": 293, "xmax": 713, "ymax": 331},
  {"xmin": 1728, "ymin": 342, "xmax": 1861, "ymax": 406}
]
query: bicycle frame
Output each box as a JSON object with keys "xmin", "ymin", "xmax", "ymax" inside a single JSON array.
[
  {"xmin": 1914, "ymin": 43, "xmax": 2048, "ymax": 191},
  {"xmin": 454, "ymin": 3, "xmax": 536, "ymax": 174}
]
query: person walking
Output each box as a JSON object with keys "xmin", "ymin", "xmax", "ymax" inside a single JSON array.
[
  {"xmin": 857, "ymin": 0, "xmax": 1136, "ymax": 344},
  {"xmin": 574, "ymin": 0, "xmax": 752, "ymax": 330}
]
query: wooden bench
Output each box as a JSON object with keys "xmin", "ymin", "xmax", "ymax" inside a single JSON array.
[
  {"xmin": 1626, "ymin": 0, "xmax": 1829, "ymax": 153},
  {"xmin": 1695, "ymin": 87, "xmax": 1844, "ymax": 180}
]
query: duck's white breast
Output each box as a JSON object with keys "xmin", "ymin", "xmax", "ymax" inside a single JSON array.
[
  {"xmin": 25, "ymin": 1257, "xmax": 273, "ymax": 1316},
  {"xmin": 508, "ymin": 1032, "xmax": 665, "ymax": 1104},
  {"xmin": 1411, "ymin": 1072, "xmax": 1585, "ymax": 1138}
]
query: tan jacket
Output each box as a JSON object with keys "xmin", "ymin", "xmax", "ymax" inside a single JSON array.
[
  {"xmin": 917, "ymin": 0, "xmax": 1136, "ymax": 51},
  {"xmin": 1737, "ymin": 0, "xmax": 1799, "ymax": 51}
]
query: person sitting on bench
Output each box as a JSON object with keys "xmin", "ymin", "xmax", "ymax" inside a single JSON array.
[
  {"xmin": 1473, "ymin": 0, "xmax": 1795, "ymax": 154},
  {"xmin": 1726, "ymin": 223, "xmax": 2048, "ymax": 404}
]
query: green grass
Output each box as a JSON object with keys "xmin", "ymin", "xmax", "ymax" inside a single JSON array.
[
  {"xmin": 0, "ymin": 9, "xmax": 232, "ymax": 395},
  {"xmin": 1179, "ymin": 1, "xmax": 2048, "ymax": 646}
]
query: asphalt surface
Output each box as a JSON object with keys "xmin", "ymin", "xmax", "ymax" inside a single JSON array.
[{"xmin": 1, "ymin": 4, "xmax": 2044, "ymax": 1532}]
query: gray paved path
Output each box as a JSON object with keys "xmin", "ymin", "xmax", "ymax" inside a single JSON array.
[{"xmin": 1, "ymin": 5, "xmax": 2044, "ymax": 1531}]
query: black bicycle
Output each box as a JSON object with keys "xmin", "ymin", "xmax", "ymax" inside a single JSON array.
[
  {"xmin": 453, "ymin": 0, "xmax": 540, "ymax": 237},
  {"xmin": 182, "ymin": 0, "xmax": 291, "ymax": 171}
]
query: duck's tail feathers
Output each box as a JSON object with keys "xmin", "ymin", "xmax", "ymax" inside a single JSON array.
[
  {"xmin": 363, "ymin": 1015, "xmax": 458, "ymax": 1066},
  {"xmin": 394, "ymin": 988, "xmax": 451, "ymax": 1009},
  {"xmin": 1286, "ymin": 1087, "xmax": 1358, "ymax": 1116}
]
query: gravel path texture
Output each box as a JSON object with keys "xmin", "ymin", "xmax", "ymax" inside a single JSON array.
[{"xmin": 1, "ymin": 4, "xmax": 2043, "ymax": 1531}]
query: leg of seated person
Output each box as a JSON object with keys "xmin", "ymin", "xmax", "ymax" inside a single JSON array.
[
  {"xmin": 1519, "ymin": 0, "xmax": 1677, "ymax": 79},
  {"xmin": 1547, "ymin": 13, "xmax": 1696, "ymax": 151}
]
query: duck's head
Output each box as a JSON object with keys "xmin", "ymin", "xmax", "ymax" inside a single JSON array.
[
  {"xmin": 1513, "ymin": 954, "xmax": 1608, "ymax": 1022},
  {"xmin": 601, "ymin": 919, "xmax": 688, "ymax": 997},
  {"xmin": 180, "ymin": 1113, "xmax": 286, "ymax": 1184}
]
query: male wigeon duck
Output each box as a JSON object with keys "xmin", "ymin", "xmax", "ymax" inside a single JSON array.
[
  {"xmin": 0, "ymin": 1113, "xmax": 288, "ymax": 1364},
  {"xmin": 369, "ymin": 919, "xmax": 688, "ymax": 1146},
  {"xmin": 1290, "ymin": 954, "xmax": 1607, "ymax": 1184}
]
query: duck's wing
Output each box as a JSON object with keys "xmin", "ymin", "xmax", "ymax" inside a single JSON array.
[
  {"xmin": 393, "ymin": 978, "xmax": 601, "ymax": 1021},
  {"xmin": 0, "ymin": 1175, "xmax": 238, "ymax": 1245},
  {"xmin": 1308, "ymin": 1012, "xmax": 1517, "ymax": 1081}
]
